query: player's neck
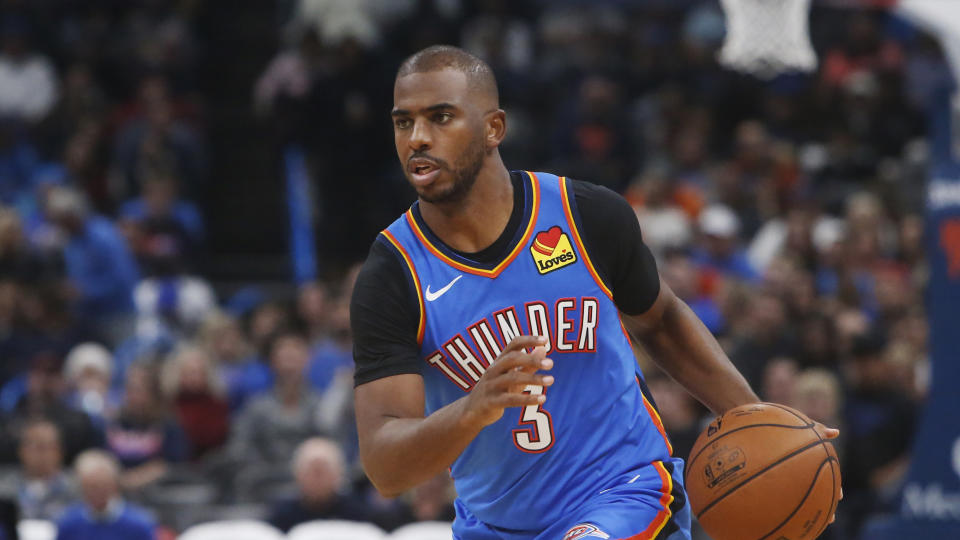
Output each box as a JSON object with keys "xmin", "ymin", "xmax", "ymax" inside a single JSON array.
[{"xmin": 419, "ymin": 156, "xmax": 513, "ymax": 254}]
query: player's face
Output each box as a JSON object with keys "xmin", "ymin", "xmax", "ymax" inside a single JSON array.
[{"xmin": 392, "ymin": 70, "xmax": 489, "ymax": 205}]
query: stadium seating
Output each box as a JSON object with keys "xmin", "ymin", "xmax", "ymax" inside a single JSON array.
[
  {"xmin": 286, "ymin": 519, "xmax": 387, "ymax": 540},
  {"xmin": 17, "ymin": 520, "xmax": 55, "ymax": 540},
  {"xmin": 178, "ymin": 520, "xmax": 285, "ymax": 540},
  {"xmin": 388, "ymin": 521, "xmax": 454, "ymax": 540}
]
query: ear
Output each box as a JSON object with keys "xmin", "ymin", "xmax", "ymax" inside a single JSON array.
[{"xmin": 485, "ymin": 109, "xmax": 507, "ymax": 148}]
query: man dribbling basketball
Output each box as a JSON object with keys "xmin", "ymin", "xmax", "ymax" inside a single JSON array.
[{"xmin": 350, "ymin": 45, "xmax": 838, "ymax": 540}]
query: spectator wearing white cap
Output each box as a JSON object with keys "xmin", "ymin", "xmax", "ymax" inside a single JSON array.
[
  {"xmin": 692, "ymin": 204, "xmax": 760, "ymax": 283},
  {"xmin": 63, "ymin": 343, "xmax": 119, "ymax": 423}
]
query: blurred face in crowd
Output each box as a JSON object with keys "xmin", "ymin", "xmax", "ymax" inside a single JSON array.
[
  {"xmin": 662, "ymin": 253, "xmax": 697, "ymax": 302},
  {"xmin": 748, "ymin": 294, "xmax": 787, "ymax": 339},
  {"xmin": 143, "ymin": 177, "xmax": 177, "ymax": 218},
  {"xmin": 123, "ymin": 366, "xmax": 157, "ymax": 416},
  {"xmin": 297, "ymin": 283, "xmax": 328, "ymax": 330},
  {"xmin": 27, "ymin": 359, "xmax": 65, "ymax": 405},
  {"xmin": 75, "ymin": 364, "xmax": 110, "ymax": 395},
  {"xmin": 78, "ymin": 460, "xmax": 118, "ymax": 514},
  {"xmin": 294, "ymin": 440, "xmax": 343, "ymax": 504},
  {"xmin": 794, "ymin": 372, "xmax": 841, "ymax": 425},
  {"xmin": 761, "ymin": 357, "xmax": 799, "ymax": 406},
  {"xmin": 178, "ymin": 349, "xmax": 211, "ymax": 394},
  {"xmin": 250, "ymin": 303, "xmax": 287, "ymax": 347},
  {"xmin": 393, "ymin": 68, "xmax": 495, "ymax": 205},
  {"xmin": 208, "ymin": 316, "xmax": 247, "ymax": 362},
  {"xmin": 19, "ymin": 422, "xmax": 63, "ymax": 479},
  {"xmin": 271, "ymin": 335, "xmax": 309, "ymax": 382}
]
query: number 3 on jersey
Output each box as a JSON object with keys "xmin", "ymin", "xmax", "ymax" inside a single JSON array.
[{"xmin": 512, "ymin": 385, "xmax": 554, "ymax": 452}]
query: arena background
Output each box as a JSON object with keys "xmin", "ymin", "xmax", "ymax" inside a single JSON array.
[{"xmin": 0, "ymin": 0, "xmax": 957, "ymax": 539}]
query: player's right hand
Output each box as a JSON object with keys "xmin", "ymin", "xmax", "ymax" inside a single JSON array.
[{"xmin": 461, "ymin": 335, "xmax": 554, "ymax": 429}]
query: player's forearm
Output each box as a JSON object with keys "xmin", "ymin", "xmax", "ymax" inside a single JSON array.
[
  {"xmin": 360, "ymin": 396, "xmax": 483, "ymax": 497},
  {"xmin": 641, "ymin": 296, "xmax": 758, "ymax": 414}
]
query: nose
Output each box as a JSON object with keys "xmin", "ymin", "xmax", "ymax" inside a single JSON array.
[{"xmin": 408, "ymin": 118, "xmax": 431, "ymax": 151}]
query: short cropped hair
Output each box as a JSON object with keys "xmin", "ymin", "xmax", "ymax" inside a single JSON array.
[{"xmin": 397, "ymin": 45, "xmax": 498, "ymax": 105}]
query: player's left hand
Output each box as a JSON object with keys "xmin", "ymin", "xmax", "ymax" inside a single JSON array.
[{"xmin": 814, "ymin": 423, "xmax": 842, "ymax": 525}]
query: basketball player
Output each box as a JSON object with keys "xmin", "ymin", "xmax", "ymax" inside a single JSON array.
[{"xmin": 351, "ymin": 46, "xmax": 837, "ymax": 540}]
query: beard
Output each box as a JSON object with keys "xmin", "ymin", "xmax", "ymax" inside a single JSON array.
[{"xmin": 412, "ymin": 134, "xmax": 487, "ymax": 205}]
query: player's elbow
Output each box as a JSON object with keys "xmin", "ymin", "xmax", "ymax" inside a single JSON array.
[
  {"xmin": 359, "ymin": 451, "xmax": 410, "ymax": 498},
  {"xmin": 363, "ymin": 467, "xmax": 407, "ymax": 499}
]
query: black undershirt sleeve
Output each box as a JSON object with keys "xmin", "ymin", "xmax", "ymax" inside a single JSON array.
[
  {"xmin": 568, "ymin": 178, "xmax": 661, "ymax": 316},
  {"xmin": 351, "ymin": 174, "xmax": 661, "ymax": 387},
  {"xmin": 351, "ymin": 237, "xmax": 422, "ymax": 386}
]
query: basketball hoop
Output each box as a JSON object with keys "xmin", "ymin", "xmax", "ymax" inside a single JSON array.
[{"xmin": 718, "ymin": 0, "xmax": 818, "ymax": 79}]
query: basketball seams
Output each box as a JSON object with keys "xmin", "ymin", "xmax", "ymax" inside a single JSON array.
[
  {"xmin": 756, "ymin": 456, "xmax": 840, "ymax": 540},
  {"xmin": 685, "ymin": 422, "xmax": 813, "ymax": 475},
  {"xmin": 695, "ymin": 438, "xmax": 829, "ymax": 518},
  {"xmin": 765, "ymin": 401, "xmax": 843, "ymax": 538}
]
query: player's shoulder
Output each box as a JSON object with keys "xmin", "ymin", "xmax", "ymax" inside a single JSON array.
[{"xmin": 561, "ymin": 177, "xmax": 637, "ymax": 228}]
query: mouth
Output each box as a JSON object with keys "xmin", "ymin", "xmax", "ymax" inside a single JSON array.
[{"xmin": 408, "ymin": 158, "xmax": 442, "ymax": 186}]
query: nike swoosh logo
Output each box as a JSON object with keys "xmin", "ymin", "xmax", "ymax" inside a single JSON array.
[{"xmin": 425, "ymin": 274, "xmax": 463, "ymax": 301}]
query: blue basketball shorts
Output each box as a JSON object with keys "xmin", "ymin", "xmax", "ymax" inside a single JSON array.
[{"xmin": 452, "ymin": 460, "xmax": 691, "ymax": 540}]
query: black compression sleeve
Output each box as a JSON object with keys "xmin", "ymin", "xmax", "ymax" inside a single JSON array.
[
  {"xmin": 569, "ymin": 179, "xmax": 661, "ymax": 316},
  {"xmin": 351, "ymin": 237, "xmax": 422, "ymax": 386}
]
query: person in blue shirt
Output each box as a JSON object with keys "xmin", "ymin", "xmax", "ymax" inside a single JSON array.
[
  {"xmin": 56, "ymin": 450, "xmax": 157, "ymax": 540},
  {"xmin": 691, "ymin": 204, "xmax": 760, "ymax": 283},
  {"xmin": 351, "ymin": 46, "xmax": 839, "ymax": 540},
  {"xmin": 45, "ymin": 187, "xmax": 139, "ymax": 344}
]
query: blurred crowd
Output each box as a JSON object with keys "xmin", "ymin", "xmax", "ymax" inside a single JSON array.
[{"xmin": 0, "ymin": 0, "xmax": 948, "ymax": 538}]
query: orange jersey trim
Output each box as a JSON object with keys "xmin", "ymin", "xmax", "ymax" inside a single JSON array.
[
  {"xmin": 638, "ymin": 375, "xmax": 674, "ymax": 457},
  {"xmin": 620, "ymin": 461, "xmax": 675, "ymax": 540},
  {"xmin": 559, "ymin": 176, "xmax": 614, "ymax": 301},
  {"xmin": 404, "ymin": 171, "xmax": 541, "ymax": 278},
  {"xmin": 381, "ymin": 230, "xmax": 426, "ymax": 345}
]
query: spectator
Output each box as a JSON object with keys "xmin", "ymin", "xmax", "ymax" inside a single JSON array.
[
  {"xmin": 198, "ymin": 311, "xmax": 270, "ymax": 411},
  {"xmin": 228, "ymin": 328, "xmax": 327, "ymax": 466},
  {"xmin": 108, "ymin": 79, "xmax": 206, "ymax": 203},
  {"xmin": 160, "ymin": 346, "xmax": 229, "ymax": 460},
  {"xmin": 296, "ymin": 281, "xmax": 329, "ymax": 344},
  {"xmin": 0, "ymin": 352, "xmax": 103, "ymax": 465},
  {"xmin": 760, "ymin": 356, "xmax": 799, "ymax": 406},
  {"xmin": 63, "ymin": 342, "xmax": 119, "ymax": 424},
  {"xmin": 842, "ymin": 332, "xmax": 916, "ymax": 535},
  {"xmin": 0, "ymin": 120, "xmax": 40, "ymax": 205},
  {"xmin": 104, "ymin": 364, "xmax": 188, "ymax": 491},
  {"xmin": 119, "ymin": 174, "xmax": 204, "ymax": 251},
  {"xmin": 267, "ymin": 437, "xmax": 367, "ymax": 532},
  {"xmin": 692, "ymin": 204, "xmax": 760, "ymax": 283},
  {"xmin": 55, "ymin": 450, "xmax": 157, "ymax": 540},
  {"xmin": 0, "ymin": 17, "xmax": 58, "ymax": 123},
  {"xmin": 9, "ymin": 420, "xmax": 78, "ymax": 521},
  {"xmin": 307, "ymin": 295, "xmax": 352, "ymax": 394},
  {"xmin": 44, "ymin": 187, "xmax": 139, "ymax": 344}
]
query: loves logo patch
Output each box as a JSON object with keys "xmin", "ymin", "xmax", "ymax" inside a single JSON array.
[{"xmin": 530, "ymin": 225, "xmax": 577, "ymax": 275}]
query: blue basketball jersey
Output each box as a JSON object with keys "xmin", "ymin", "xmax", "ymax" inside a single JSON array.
[{"xmin": 382, "ymin": 171, "xmax": 681, "ymax": 532}]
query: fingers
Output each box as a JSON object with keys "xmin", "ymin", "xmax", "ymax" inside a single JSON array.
[
  {"xmin": 492, "ymin": 344, "xmax": 553, "ymax": 374},
  {"xmin": 502, "ymin": 335, "xmax": 548, "ymax": 354},
  {"xmin": 496, "ymin": 369, "xmax": 554, "ymax": 391},
  {"xmin": 496, "ymin": 392, "xmax": 547, "ymax": 408},
  {"xmin": 823, "ymin": 427, "xmax": 840, "ymax": 439}
]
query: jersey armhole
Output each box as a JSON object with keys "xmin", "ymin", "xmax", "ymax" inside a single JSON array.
[
  {"xmin": 558, "ymin": 177, "xmax": 615, "ymax": 301},
  {"xmin": 380, "ymin": 231, "xmax": 426, "ymax": 345}
]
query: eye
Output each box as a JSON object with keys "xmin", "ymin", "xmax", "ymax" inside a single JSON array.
[
  {"xmin": 394, "ymin": 117, "xmax": 412, "ymax": 130},
  {"xmin": 434, "ymin": 112, "xmax": 453, "ymax": 124}
]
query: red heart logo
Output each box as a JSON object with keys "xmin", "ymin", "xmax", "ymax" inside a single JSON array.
[{"xmin": 533, "ymin": 226, "xmax": 563, "ymax": 255}]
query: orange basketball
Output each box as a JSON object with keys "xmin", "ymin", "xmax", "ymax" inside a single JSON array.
[{"xmin": 685, "ymin": 402, "xmax": 841, "ymax": 540}]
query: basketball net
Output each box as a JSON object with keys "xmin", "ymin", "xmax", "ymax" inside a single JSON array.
[{"xmin": 718, "ymin": 0, "xmax": 818, "ymax": 79}]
